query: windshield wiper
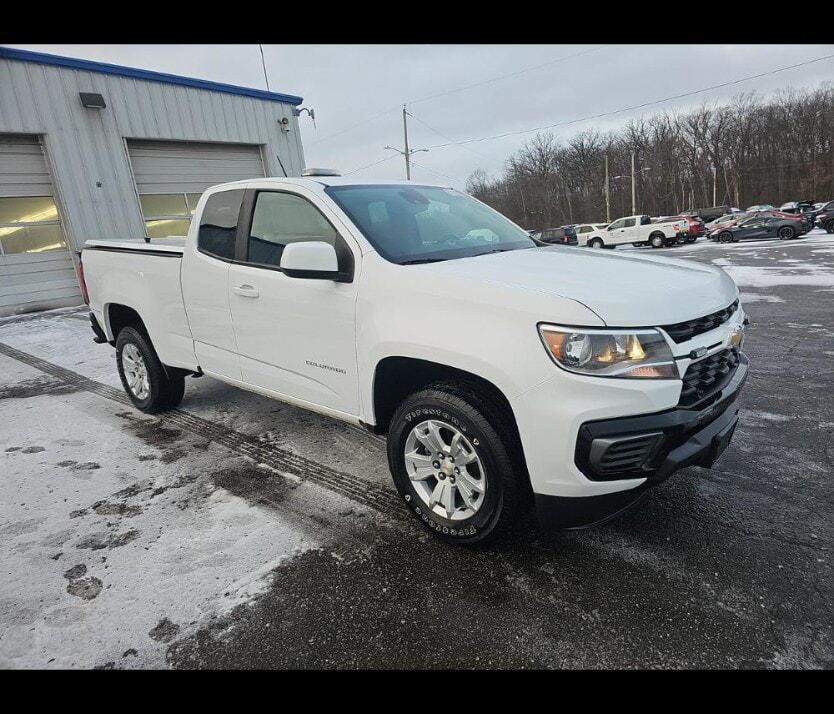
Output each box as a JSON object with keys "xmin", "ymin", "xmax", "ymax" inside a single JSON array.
[
  {"xmin": 471, "ymin": 247, "xmax": 525, "ymax": 257},
  {"xmin": 399, "ymin": 257, "xmax": 448, "ymax": 265}
]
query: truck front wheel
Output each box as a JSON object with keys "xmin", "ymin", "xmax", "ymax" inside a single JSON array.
[
  {"xmin": 386, "ymin": 383, "xmax": 528, "ymax": 544},
  {"xmin": 116, "ymin": 326, "xmax": 185, "ymax": 413}
]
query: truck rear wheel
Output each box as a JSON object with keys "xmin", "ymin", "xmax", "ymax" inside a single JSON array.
[
  {"xmin": 116, "ymin": 326, "xmax": 185, "ymax": 413},
  {"xmin": 649, "ymin": 233, "xmax": 665, "ymax": 249},
  {"xmin": 588, "ymin": 237, "xmax": 604, "ymax": 249},
  {"xmin": 386, "ymin": 383, "xmax": 528, "ymax": 545}
]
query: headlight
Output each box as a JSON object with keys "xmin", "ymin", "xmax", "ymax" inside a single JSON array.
[{"xmin": 538, "ymin": 325, "xmax": 678, "ymax": 378}]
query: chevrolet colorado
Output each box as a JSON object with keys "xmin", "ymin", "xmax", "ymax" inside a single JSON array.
[{"xmin": 80, "ymin": 177, "xmax": 748, "ymax": 544}]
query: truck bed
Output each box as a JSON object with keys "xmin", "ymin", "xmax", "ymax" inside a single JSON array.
[{"xmin": 82, "ymin": 237, "xmax": 196, "ymax": 372}]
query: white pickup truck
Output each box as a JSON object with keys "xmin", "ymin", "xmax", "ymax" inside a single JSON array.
[
  {"xmin": 585, "ymin": 214, "xmax": 685, "ymax": 249},
  {"xmin": 80, "ymin": 176, "xmax": 748, "ymax": 544}
]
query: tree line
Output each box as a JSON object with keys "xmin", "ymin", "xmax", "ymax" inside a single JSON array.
[{"xmin": 465, "ymin": 84, "xmax": 834, "ymax": 229}]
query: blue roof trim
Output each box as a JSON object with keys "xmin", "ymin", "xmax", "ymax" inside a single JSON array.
[{"xmin": 0, "ymin": 46, "xmax": 303, "ymax": 106}]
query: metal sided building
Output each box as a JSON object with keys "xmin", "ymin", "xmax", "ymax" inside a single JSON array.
[{"xmin": 0, "ymin": 46, "xmax": 306, "ymax": 316}]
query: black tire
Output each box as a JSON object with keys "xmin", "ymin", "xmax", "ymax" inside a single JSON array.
[
  {"xmin": 686, "ymin": 235, "xmax": 697, "ymax": 243},
  {"xmin": 777, "ymin": 225, "xmax": 796, "ymax": 240},
  {"xmin": 649, "ymin": 232, "xmax": 665, "ymax": 249},
  {"xmin": 632, "ymin": 242, "xmax": 643, "ymax": 247},
  {"xmin": 825, "ymin": 219, "xmax": 834, "ymax": 234},
  {"xmin": 718, "ymin": 231, "xmax": 733, "ymax": 243},
  {"xmin": 115, "ymin": 326, "xmax": 184, "ymax": 413},
  {"xmin": 386, "ymin": 382, "xmax": 529, "ymax": 545},
  {"xmin": 588, "ymin": 237, "xmax": 604, "ymax": 249}
]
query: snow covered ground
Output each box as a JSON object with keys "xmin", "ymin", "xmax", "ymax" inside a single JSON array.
[{"xmin": 1, "ymin": 232, "xmax": 832, "ymax": 669}]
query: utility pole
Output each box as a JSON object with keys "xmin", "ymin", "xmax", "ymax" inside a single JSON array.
[
  {"xmin": 631, "ymin": 151, "xmax": 637, "ymax": 215},
  {"xmin": 258, "ymin": 44, "xmax": 270, "ymax": 92},
  {"xmin": 384, "ymin": 106, "xmax": 427, "ymax": 181},
  {"xmin": 604, "ymin": 154, "xmax": 611, "ymax": 222},
  {"xmin": 402, "ymin": 105, "xmax": 411, "ymax": 180}
]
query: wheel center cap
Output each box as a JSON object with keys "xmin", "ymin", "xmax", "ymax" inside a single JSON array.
[{"xmin": 441, "ymin": 460, "xmax": 454, "ymax": 476}]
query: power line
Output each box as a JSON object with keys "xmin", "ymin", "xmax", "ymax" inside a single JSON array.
[
  {"xmin": 309, "ymin": 45, "xmax": 602, "ymax": 148},
  {"xmin": 406, "ymin": 110, "xmax": 502, "ymax": 167},
  {"xmin": 344, "ymin": 153, "xmax": 400, "ymax": 176},
  {"xmin": 405, "ymin": 45, "xmax": 604, "ymax": 108},
  {"xmin": 421, "ymin": 51, "xmax": 834, "ymax": 151},
  {"xmin": 409, "ymin": 159, "xmax": 467, "ymax": 187}
]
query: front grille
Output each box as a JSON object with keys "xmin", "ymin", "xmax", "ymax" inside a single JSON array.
[
  {"xmin": 661, "ymin": 300, "xmax": 738, "ymax": 343},
  {"xmin": 679, "ymin": 347, "xmax": 740, "ymax": 407}
]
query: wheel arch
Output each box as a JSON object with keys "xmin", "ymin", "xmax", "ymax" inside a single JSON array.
[
  {"xmin": 371, "ymin": 356, "xmax": 520, "ymax": 439},
  {"xmin": 104, "ymin": 303, "xmax": 147, "ymax": 345},
  {"xmin": 104, "ymin": 303, "xmax": 191, "ymax": 380}
]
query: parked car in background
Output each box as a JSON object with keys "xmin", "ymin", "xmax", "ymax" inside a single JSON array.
[
  {"xmin": 815, "ymin": 202, "xmax": 834, "ymax": 233},
  {"xmin": 684, "ymin": 206, "xmax": 734, "ymax": 223},
  {"xmin": 598, "ymin": 214, "xmax": 686, "ymax": 248},
  {"xmin": 706, "ymin": 211, "xmax": 751, "ymax": 230},
  {"xmin": 530, "ymin": 226, "xmax": 578, "ymax": 246},
  {"xmin": 710, "ymin": 215, "xmax": 806, "ymax": 242},
  {"xmin": 747, "ymin": 204, "xmax": 776, "ymax": 212},
  {"xmin": 657, "ymin": 215, "xmax": 705, "ymax": 243},
  {"xmin": 782, "ymin": 200, "xmax": 831, "ymax": 228},
  {"xmin": 575, "ymin": 223, "xmax": 609, "ymax": 246}
]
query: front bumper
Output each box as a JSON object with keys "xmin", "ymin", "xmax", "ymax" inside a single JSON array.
[
  {"xmin": 576, "ymin": 354, "xmax": 747, "ymax": 483},
  {"xmin": 535, "ymin": 354, "xmax": 747, "ymax": 528}
]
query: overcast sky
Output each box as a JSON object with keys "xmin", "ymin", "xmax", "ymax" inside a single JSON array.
[{"xmin": 9, "ymin": 44, "xmax": 834, "ymax": 188}]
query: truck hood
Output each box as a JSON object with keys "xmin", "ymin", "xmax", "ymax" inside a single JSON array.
[{"xmin": 419, "ymin": 246, "xmax": 739, "ymax": 326}]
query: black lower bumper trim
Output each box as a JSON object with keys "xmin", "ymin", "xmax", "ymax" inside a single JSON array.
[{"xmin": 535, "ymin": 486, "xmax": 651, "ymax": 530}]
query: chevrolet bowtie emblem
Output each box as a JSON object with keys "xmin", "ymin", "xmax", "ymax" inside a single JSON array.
[{"xmin": 690, "ymin": 347, "xmax": 708, "ymax": 359}]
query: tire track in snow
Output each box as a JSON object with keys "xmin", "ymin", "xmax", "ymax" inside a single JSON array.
[{"xmin": 0, "ymin": 341, "xmax": 404, "ymax": 520}]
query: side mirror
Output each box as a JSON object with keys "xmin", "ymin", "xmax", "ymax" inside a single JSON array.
[{"xmin": 280, "ymin": 241, "xmax": 350, "ymax": 282}]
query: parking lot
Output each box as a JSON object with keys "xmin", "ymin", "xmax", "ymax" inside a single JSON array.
[{"xmin": 1, "ymin": 231, "xmax": 832, "ymax": 669}]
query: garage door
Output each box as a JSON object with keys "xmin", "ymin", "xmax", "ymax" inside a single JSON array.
[
  {"xmin": 0, "ymin": 134, "xmax": 79, "ymax": 317},
  {"xmin": 127, "ymin": 140, "xmax": 265, "ymax": 239}
]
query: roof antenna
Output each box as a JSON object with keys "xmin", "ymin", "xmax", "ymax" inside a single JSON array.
[{"xmin": 259, "ymin": 44, "xmax": 270, "ymax": 92}]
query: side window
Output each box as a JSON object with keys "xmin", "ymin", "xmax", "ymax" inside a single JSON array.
[
  {"xmin": 623, "ymin": 218, "xmax": 636, "ymax": 228},
  {"xmin": 246, "ymin": 191, "xmax": 342, "ymax": 269},
  {"xmin": 577, "ymin": 225, "xmax": 590, "ymax": 234},
  {"xmin": 608, "ymin": 219, "xmax": 624, "ymax": 230},
  {"xmin": 198, "ymin": 190, "xmax": 244, "ymax": 260}
]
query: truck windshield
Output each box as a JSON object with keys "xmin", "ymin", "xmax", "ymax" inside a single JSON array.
[{"xmin": 324, "ymin": 184, "xmax": 535, "ymax": 264}]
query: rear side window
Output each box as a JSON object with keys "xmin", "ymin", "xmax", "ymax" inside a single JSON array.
[
  {"xmin": 246, "ymin": 191, "xmax": 344, "ymax": 269},
  {"xmin": 198, "ymin": 189, "xmax": 244, "ymax": 260}
]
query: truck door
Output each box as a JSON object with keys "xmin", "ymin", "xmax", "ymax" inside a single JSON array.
[
  {"xmin": 180, "ymin": 189, "xmax": 244, "ymax": 381},
  {"xmin": 227, "ymin": 188, "xmax": 360, "ymax": 417}
]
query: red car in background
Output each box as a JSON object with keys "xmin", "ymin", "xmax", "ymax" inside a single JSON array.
[{"xmin": 654, "ymin": 214, "xmax": 705, "ymax": 243}]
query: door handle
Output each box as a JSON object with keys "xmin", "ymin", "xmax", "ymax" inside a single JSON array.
[{"xmin": 233, "ymin": 284, "xmax": 259, "ymax": 298}]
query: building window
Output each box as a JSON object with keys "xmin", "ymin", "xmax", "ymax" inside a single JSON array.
[
  {"xmin": 0, "ymin": 196, "xmax": 67, "ymax": 255},
  {"xmin": 139, "ymin": 192, "xmax": 202, "ymax": 240}
]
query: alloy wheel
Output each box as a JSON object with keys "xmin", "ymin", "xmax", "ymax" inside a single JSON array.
[
  {"xmin": 403, "ymin": 419, "xmax": 486, "ymax": 521},
  {"xmin": 121, "ymin": 343, "xmax": 150, "ymax": 400}
]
